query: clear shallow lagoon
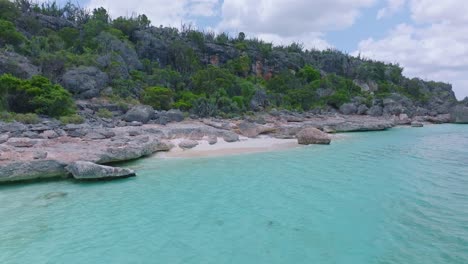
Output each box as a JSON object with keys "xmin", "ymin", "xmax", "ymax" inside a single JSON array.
[{"xmin": 1, "ymin": 125, "xmax": 467, "ymax": 264}]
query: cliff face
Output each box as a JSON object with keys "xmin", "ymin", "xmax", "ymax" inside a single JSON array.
[{"xmin": 0, "ymin": 3, "xmax": 461, "ymax": 118}]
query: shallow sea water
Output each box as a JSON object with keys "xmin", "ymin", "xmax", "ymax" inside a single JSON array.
[{"xmin": 0, "ymin": 124, "xmax": 467, "ymax": 264}]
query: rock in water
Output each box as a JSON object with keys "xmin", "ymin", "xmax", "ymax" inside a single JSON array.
[
  {"xmin": 124, "ymin": 105, "xmax": 154, "ymax": 124},
  {"xmin": 179, "ymin": 140, "xmax": 199, "ymax": 149},
  {"xmin": 0, "ymin": 160, "xmax": 68, "ymax": 182},
  {"xmin": 296, "ymin": 128, "xmax": 331, "ymax": 145},
  {"xmin": 65, "ymin": 161, "xmax": 136, "ymax": 180}
]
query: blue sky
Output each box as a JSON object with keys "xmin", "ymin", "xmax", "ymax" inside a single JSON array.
[{"xmin": 44, "ymin": 0, "xmax": 468, "ymax": 99}]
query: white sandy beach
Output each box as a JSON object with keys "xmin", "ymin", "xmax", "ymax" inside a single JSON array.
[{"xmin": 159, "ymin": 134, "xmax": 349, "ymax": 158}]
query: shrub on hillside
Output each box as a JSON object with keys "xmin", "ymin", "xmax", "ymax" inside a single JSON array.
[
  {"xmin": 141, "ymin": 86, "xmax": 174, "ymax": 110},
  {"xmin": 0, "ymin": 74, "xmax": 75, "ymax": 117}
]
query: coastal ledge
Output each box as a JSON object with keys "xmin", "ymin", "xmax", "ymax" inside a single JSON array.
[{"xmin": 0, "ymin": 112, "xmax": 461, "ymax": 183}]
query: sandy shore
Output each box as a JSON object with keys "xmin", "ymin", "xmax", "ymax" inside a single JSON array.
[
  {"xmin": 159, "ymin": 134, "xmax": 349, "ymax": 158},
  {"xmin": 159, "ymin": 136, "xmax": 300, "ymax": 158}
]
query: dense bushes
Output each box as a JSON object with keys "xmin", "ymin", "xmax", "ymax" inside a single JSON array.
[
  {"xmin": 0, "ymin": 74, "xmax": 75, "ymax": 117},
  {"xmin": 141, "ymin": 86, "xmax": 174, "ymax": 110}
]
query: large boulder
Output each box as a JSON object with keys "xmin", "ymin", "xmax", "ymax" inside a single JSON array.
[
  {"xmin": 178, "ymin": 140, "xmax": 199, "ymax": 149},
  {"xmin": 0, "ymin": 160, "xmax": 68, "ymax": 183},
  {"xmin": 96, "ymin": 139, "xmax": 172, "ymax": 164},
  {"xmin": 124, "ymin": 105, "xmax": 155, "ymax": 124},
  {"xmin": 450, "ymin": 105, "xmax": 468, "ymax": 123},
  {"xmin": 222, "ymin": 131, "xmax": 240, "ymax": 142},
  {"xmin": 367, "ymin": 106, "xmax": 383, "ymax": 117},
  {"xmin": 66, "ymin": 161, "xmax": 135, "ymax": 180},
  {"xmin": 61, "ymin": 66, "xmax": 109, "ymax": 99},
  {"xmin": 0, "ymin": 51, "xmax": 40, "ymax": 79},
  {"xmin": 339, "ymin": 103, "xmax": 358, "ymax": 115},
  {"xmin": 238, "ymin": 121, "xmax": 275, "ymax": 138},
  {"xmin": 296, "ymin": 128, "xmax": 331, "ymax": 145}
]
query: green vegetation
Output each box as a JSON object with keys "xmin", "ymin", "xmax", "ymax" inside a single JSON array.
[
  {"xmin": 96, "ymin": 108, "xmax": 113, "ymax": 118},
  {"xmin": 0, "ymin": 74, "xmax": 75, "ymax": 117},
  {"xmin": 0, "ymin": 0, "xmax": 453, "ymax": 120},
  {"xmin": 59, "ymin": 114, "xmax": 84, "ymax": 124}
]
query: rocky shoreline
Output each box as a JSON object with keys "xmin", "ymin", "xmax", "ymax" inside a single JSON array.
[{"xmin": 1, "ymin": 105, "xmax": 467, "ymax": 183}]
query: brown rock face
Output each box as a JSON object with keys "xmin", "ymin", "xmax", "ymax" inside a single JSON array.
[{"xmin": 296, "ymin": 128, "xmax": 331, "ymax": 145}]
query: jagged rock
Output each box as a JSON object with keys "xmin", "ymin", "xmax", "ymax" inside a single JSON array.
[
  {"xmin": 96, "ymin": 140, "xmax": 172, "ymax": 164},
  {"xmin": 66, "ymin": 161, "xmax": 135, "ymax": 180},
  {"xmin": 357, "ymin": 105, "xmax": 369, "ymax": 115},
  {"xmin": 411, "ymin": 122, "xmax": 424, "ymax": 127},
  {"xmin": 67, "ymin": 129, "xmax": 87, "ymax": 138},
  {"xmin": 297, "ymin": 128, "xmax": 331, "ymax": 145},
  {"xmin": 222, "ymin": 131, "xmax": 239, "ymax": 142},
  {"xmin": 61, "ymin": 67, "xmax": 109, "ymax": 99},
  {"xmin": 250, "ymin": 89, "xmax": 269, "ymax": 111},
  {"xmin": 340, "ymin": 103, "xmax": 358, "ymax": 115},
  {"xmin": 368, "ymin": 106, "xmax": 383, "ymax": 116},
  {"xmin": 124, "ymin": 105, "xmax": 154, "ymax": 124},
  {"xmin": 0, "ymin": 160, "xmax": 68, "ymax": 182},
  {"xmin": 178, "ymin": 140, "xmax": 199, "ymax": 149},
  {"xmin": 0, "ymin": 122, "xmax": 28, "ymax": 133},
  {"xmin": 238, "ymin": 121, "xmax": 275, "ymax": 138},
  {"xmin": 0, "ymin": 51, "xmax": 40, "ymax": 79},
  {"xmin": 6, "ymin": 138, "xmax": 38, "ymax": 148},
  {"xmin": 0, "ymin": 134, "xmax": 9, "ymax": 144},
  {"xmin": 451, "ymin": 105, "xmax": 468, "ymax": 123},
  {"xmin": 33, "ymin": 151, "xmax": 48, "ymax": 159},
  {"xmin": 353, "ymin": 80, "xmax": 378, "ymax": 92},
  {"xmin": 40, "ymin": 130, "xmax": 60, "ymax": 139}
]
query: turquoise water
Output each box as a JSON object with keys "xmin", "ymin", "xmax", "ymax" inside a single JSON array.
[{"xmin": 1, "ymin": 125, "xmax": 467, "ymax": 264}]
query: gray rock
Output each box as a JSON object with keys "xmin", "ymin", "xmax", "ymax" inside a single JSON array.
[
  {"xmin": 66, "ymin": 161, "xmax": 135, "ymax": 180},
  {"xmin": 222, "ymin": 132, "xmax": 240, "ymax": 142},
  {"xmin": 0, "ymin": 51, "xmax": 40, "ymax": 79},
  {"xmin": 178, "ymin": 140, "xmax": 199, "ymax": 149},
  {"xmin": 84, "ymin": 132, "xmax": 106, "ymax": 140},
  {"xmin": 207, "ymin": 135, "xmax": 218, "ymax": 145},
  {"xmin": 0, "ymin": 160, "xmax": 68, "ymax": 182},
  {"xmin": 6, "ymin": 138, "xmax": 38, "ymax": 148},
  {"xmin": 67, "ymin": 129, "xmax": 87, "ymax": 138},
  {"xmin": 166, "ymin": 109, "xmax": 185, "ymax": 122},
  {"xmin": 339, "ymin": 103, "xmax": 358, "ymax": 115},
  {"xmin": 61, "ymin": 66, "xmax": 109, "ymax": 99},
  {"xmin": 297, "ymin": 128, "xmax": 331, "ymax": 145},
  {"xmin": 33, "ymin": 151, "xmax": 48, "ymax": 159},
  {"xmin": 357, "ymin": 105, "xmax": 369, "ymax": 115},
  {"xmin": 238, "ymin": 121, "xmax": 275, "ymax": 138},
  {"xmin": 41, "ymin": 130, "xmax": 60, "ymax": 139},
  {"xmin": 129, "ymin": 121, "xmax": 143, "ymax": 126},
  {"xmin": 451, "ymin": 105, "xmax": 468, "ymax": 123},
  {"xmin": 124, "ymin": 105, "xmax": 154, "ymax": 124},
  {"xmin": 0, "ymin": 122, "xmax": 28, "ymax": 133},
  {"xmin": 367, "ymin": 106, "xmax": 383, "ymax": 116},
  {"xmin": 96, "ymin": 140, "xmax": 173, "ymax": 164},
  {"xmin": 0, "ymin": 134, "xmax": 9, "ymax": 144}
]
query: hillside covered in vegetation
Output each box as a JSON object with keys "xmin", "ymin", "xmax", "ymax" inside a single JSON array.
[{"xmin": 0, "ymin": 0, "xmax": 460, "ymax": 121}]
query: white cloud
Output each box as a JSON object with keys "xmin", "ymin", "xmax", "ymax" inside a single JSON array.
[
  {"xmin": 377, "ymin": 0, "xmax": 406, "ymax": 19},
  {"xmin": 218, "ymin": 0, "xmax": 376, "ymax": 50},
  {"xmin": 357, "ymin": 0, "xmax": 468, "ymax": 99},
  {"xmin": 86, "ymin": 0, "xmax": 218, "ymax": 27}
]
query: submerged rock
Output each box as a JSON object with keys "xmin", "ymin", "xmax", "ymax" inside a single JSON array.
[
  {"xmin": 296, "ymin": 128, "xmax": 331, "ymax": 145},
  {"xmin": 66, "ymin": 161, "xmax": 135, "ymax": 180}
]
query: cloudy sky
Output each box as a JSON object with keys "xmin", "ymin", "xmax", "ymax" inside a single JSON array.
[{"xmin": 50, "ymin": 0, "xmax": 467, "ymax": 99}]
